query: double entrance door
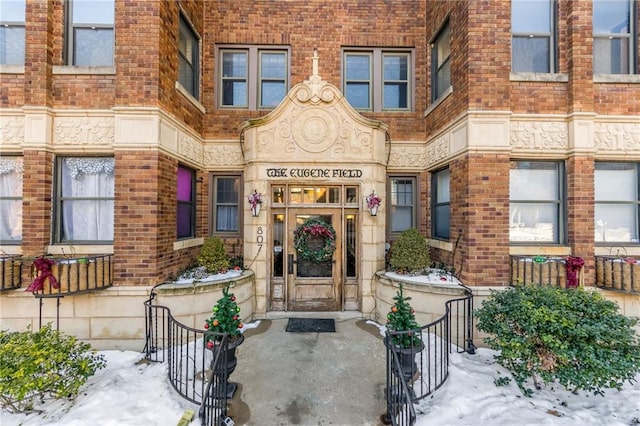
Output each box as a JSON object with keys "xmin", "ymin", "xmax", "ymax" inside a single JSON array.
[{"xmin": 271, "ymin": 204, "xmax": 358, "ymax": 312}]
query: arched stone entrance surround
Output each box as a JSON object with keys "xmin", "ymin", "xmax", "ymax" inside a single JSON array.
[{"xmin": 240, "ymin": 51, "xmax": 389, "ymax": 315}]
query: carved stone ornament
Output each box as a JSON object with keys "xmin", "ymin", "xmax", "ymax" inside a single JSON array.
[
  {"xmin": 54, "ymin": 116, "xmax": 115, "ymax": 145},
  {"xmin": 594, "ymin": 123, "xmax": 640, "ymax": 152},
  {"xmin": 510, "ymin": 121, "xmax": 568, "ymax": 150},
  {"xmin": 204, "ymin": 144, "xmax": 243, "ymax": 166},
  {"xmin": 178, "ymin": 132, "xmax": 203, "ymax": 163},
  {"xmin": 290, "ymin": 108, "xmax": 339, "ymax": 153},
  {"xmin": 0, "ymin": 116, "xmax": 25, "ymax": 145},
  {"xmin": 389, "ymin": 146, "xmax": 428, "ymax": 168}
]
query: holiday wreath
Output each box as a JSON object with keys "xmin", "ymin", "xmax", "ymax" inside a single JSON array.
[{"xmin": 293, "ymin": 218, "xmax": 337, "ymax": 263}]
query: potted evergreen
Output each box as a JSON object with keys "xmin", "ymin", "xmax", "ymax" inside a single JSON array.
[
  {"xmin": 385, "ymin": 283, "xmax": 424, "ymax": 383},
  {"xmin": 203, "ymin": 284, "xmax": 244, "ymax": 398},
  {"xmin": 388, "ymin": 228, "xmax": 431, "ymax": 275}
]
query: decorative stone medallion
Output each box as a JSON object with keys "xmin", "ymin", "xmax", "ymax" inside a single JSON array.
[{"xmin": 291, "ymin": 108, "xmax": 338, "ymax": 153}]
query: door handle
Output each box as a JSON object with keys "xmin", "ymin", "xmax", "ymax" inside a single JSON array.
[{"xmin": 288, "ymin": 254, "xmax": 295, "ymax": 274}]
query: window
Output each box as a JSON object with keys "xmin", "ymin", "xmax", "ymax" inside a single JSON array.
[
  {"xmin": 178, "ymin": 14, "xmax": 199, "ymax": 99},
  {"xmin": 343, "ymin": 50, "xmax": 412, "ymax": 111},
  {"xmin": 219, "ymin": 47, "xmax": 288, "ymax": 109},
  {"xmin": 66, "ymin": 0, "xmax": 114, "ymax": 66},
  {"xmin": 511, "ymin": 0, "xmax": 556, "ymax": 73},
  {"xmin": 56, "ymin": 157, "xmax": 114, "ymax": 243},
  {"xmin": 431, "ymin": 21, "xmax": 451, "ymax": 101},
  {"xmin": 389, "ymin": 177, "xmax": 416, "ymax": 234},
  {"xmin": 0, "ymin": 157, "xmax": 23, "ymax": 243},
  {"xmin": 0, "ymin": 0, "xmax": 25, "ymax": 66},
  {"xmin": 432, "ymin": 168, "xmax": 450, "ymax": 240},
  {"xmin": 509, "ymin": 161, "xmax": 564, "ymax": 243},
  {"xmin": 595, "ymin": 162, "xmax": 639, "ymax": 243},
  {"xmin": 593, "ymin": 0, "xmax": 636, "ymax": 74},
  {"xmin": 177, "ymin": 166, "xmax": 196, "ymax": 239},
  {"xmin": 212, "ymin": 176, "xmax": 240, "ymax": 233}
]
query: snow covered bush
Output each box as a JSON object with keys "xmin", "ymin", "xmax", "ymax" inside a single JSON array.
[
  {"xmin": 0, "ymin": 324, "xmax": 106, "ymax": 413},
  {"xmin": 476, "ymin": 285, "xmax": 640, "ymax": 397}
]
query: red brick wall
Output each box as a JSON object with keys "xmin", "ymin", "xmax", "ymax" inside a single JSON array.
[
  {"xmin": 21, "ymin": 150, "xmax": 54, "ymax": 257},
  {"xmin": 566, "ymin": 156, "xmax": 595, "ymax": 284},
  {"xmin": 450, "ymin": 153, "xmax": 511, "ymax": 286}
]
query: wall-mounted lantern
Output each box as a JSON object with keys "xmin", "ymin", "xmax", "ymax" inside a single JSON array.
[{"xmin": 366, "ymin": 190, "xmax": 381, "ymax": 217}]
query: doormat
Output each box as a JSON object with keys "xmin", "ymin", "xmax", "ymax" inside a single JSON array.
[{"xmin": 286, "ymin": 318, "xmax": 336, "ymax": 333}]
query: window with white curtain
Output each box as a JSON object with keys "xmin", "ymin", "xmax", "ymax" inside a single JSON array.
[
  {"xmin": 213, "ymin": 175, "xmax": 240, "ymax": 233},
  {"xmin": 511, "ymin": 0, "xmax": 556, "ymax": 73},
  {"xmin": 595, "ymin": 162, "xmax": 639, "ymax": 243},
  {"xmin": 509, "ymin": 161, "xmax": 564, "ymax": 243},
  {"xmin": 0, "ymin": 157, "xmax": 23, "ymax": 243},
  {"xmin": 56, "ymin": 157, "xmax": 115, "ymax": 243},
  {"xmin": 593, "ymin": 0, "xmax": 636, "ymax": 74},
  {"xmin": 389, "ymin": 177, "xmax": 416, "ymax": 234}
]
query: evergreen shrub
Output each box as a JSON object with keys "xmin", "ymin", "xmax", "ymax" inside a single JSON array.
[
  {"xmin": 476, "ymin": 285, "xmax": 640, "ymax": 396},
  {"xmin": 197, "ymin": 236, "xmax": 230, "ymax": 274},
  {"xmin": 0, "ymin": 324, "xmax": 106, "ymax": 414},
  {"xmin": 389, "ymin": 228, "xmax": 431, "ymax": 274}
]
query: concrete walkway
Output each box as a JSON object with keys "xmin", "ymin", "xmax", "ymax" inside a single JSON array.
[{"xmin": 228, "ymin": 314, "xmax": 388, "ymax": 426}]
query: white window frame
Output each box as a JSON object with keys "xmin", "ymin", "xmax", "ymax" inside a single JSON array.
[
  {"xmin": 218, "ymin": 46, "xmax": 289, "ymax": 110},
  {"xmin": 0, "ymin": 0, "xmax": 25, "ymax": 66},
  {"xmin": 511, "ymin": 0, "xmax": 557, "ymax": 73},
  {"xmin": 343, "ymin": 48, "xmax": 413, "ymax": 112}
]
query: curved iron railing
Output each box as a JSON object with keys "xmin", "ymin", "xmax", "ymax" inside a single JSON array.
[
  {"xmin": 384, "ymin": 285, "xmax": 475, "ymax": 426},
  {"xmin": 144, "ymin": 289, "xmax": 231, "ymax": 425}
]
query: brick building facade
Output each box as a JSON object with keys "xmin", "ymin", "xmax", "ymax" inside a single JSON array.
[{"xmin": 1, "ymin": 0, "xmax": 639, "ymax": 349}]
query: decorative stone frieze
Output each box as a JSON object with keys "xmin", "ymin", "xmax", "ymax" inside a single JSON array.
[
  {"xmin": 0, "ymin": 116, "xmax": 25, "ymax": 145},
  {"xmin": 388, "ymin": 145, "xmax": 428, "ymax": 168},
  {"xmin": 54, "ymin": 116, "xmax": 115, "ymax": 145},
  {"xmin": 594, "ymin": 123, "xmax": 640, "ymax": 152},
  {"xmin": 510, "ymin": 121, "xmax": 568, "ymax": 150},
  {"xmin": 177, "ymin": 131, "xmax": 203, "ymax": 163},
  {"xmin": 203, "ymin": 143, "xmax": 243, "ymax": 167}
]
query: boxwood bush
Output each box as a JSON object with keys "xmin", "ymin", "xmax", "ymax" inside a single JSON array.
[
  {"xmin": 0, "ymin": 324, "xmax": 106, "ymax": 413},
  {"xmin": 476, "ymin": 285, "xmax": 640, "ymax": 397}
]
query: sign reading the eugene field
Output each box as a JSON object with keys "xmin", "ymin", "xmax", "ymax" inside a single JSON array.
[{"xmin": 266, "ymin": 168, "xmax": 363, "ymax": 178}]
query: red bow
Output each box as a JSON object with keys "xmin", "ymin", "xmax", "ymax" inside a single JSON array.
[{"xmin": 26, "ymin": 257, "xmax": 59, "ymax": 292}]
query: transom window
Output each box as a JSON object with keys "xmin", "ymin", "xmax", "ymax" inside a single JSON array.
[
  {"xmin": 0, "ymin": 156, "xmax": 23, "ymax": 243},
  {"xmin": 511, "ymin": 0, "xmax": 556, "ymax": 73},
  {"xmin": 0, "ymin": 0, "xmax": 25, "ymax": 66},
  {"xmin": 593, "ymin": 0, "xmax": 636, "ymax": 74},
  {"xmin": 55, "ymin": 157, "xmax": 115, "ymax": 243},
  {"xmin": 431, "ymin": 21, "xmax": 451, "ymax": 102},
  {"xmin": 177, "ymin": 166, "xmax": 196, "ymax": 239},
  {"xmin": 389, "ymin": 177, "xmax": 416, "ymax": 234},
  {"xmin": 509, "ymin": 161, "xmax": 564, "ymax": 243},
  {"xmin": 178, "ymin": 14, "xmax": 200, "ymax": 99},
  {"xmin": 219, "ymin": 47, "xmax": 289, "ymax": 110},
  {"xmin": 66, "ymin": 0, "xmax": 115, "ymax": 66},
  {"xmin": 432, "ymin": 168, "xmax": 451, "ymax": 240},
  {"xmin": 343, "ymin": 49, "xmax": 412, "ymax": 111},
  {"xmin": 595, "ymin": 162, "xmax": 639, "ymax": 243}
]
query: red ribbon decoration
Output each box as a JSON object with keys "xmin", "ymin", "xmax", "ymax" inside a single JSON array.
[{"xmin": 26, "ymin": 256, "xmax": 59, "ymax": 292}]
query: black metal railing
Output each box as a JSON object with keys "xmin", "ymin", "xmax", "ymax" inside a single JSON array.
[
  {"xmin": 384, "ymin": 286, "xmax": 475, "ymax": 426},
  {"xmin": 0, "ymin": 254, "xmax": 22, "ymax": 292},
  {"xmin": 144, "ymin": 289, "xmax": 231, "ymax": 426},
  {"xmin": 31, "ymin": 254, "xmax": 114, "ymax": 297},
  {"xmin": 595, "ymin": 256, "xmax": 640, "ymax": 293},
  {"xmin": 510, "ymin": 255, "xmax": 568, "ymax": 287}
]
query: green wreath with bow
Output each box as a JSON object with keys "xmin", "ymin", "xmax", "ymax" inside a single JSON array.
[{"xmin": 293, "ymin": 218, "xmax": 337, "ymax": 263}]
